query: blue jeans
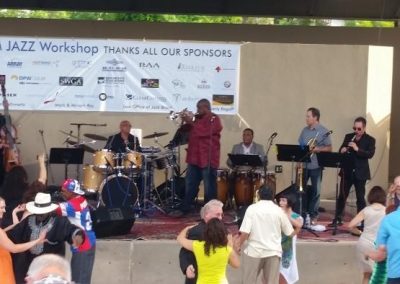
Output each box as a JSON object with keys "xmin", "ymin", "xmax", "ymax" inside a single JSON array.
[
  {"xmin": 71, "ymin": 245, "xmax": 96, "ymax": 284},
  {"xmin": 387, "ymin": 278, "xmax": 400, "ymax": 284},
  {"xmin": 182, "ymin": 164, "xmax": 217, "ymax": 212},
  {"xmin": 303, "ymin": 168, "xmax": 322, "ymax": 219}
]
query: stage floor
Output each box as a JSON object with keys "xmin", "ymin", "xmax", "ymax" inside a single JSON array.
[{"xmin": 110, "ymin": 204, "xmax": 359, "ymax": 242}]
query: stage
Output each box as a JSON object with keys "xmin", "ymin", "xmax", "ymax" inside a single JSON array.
[{"xmin": 74, "ymin": 200, "xmax": 362, "ymax": 284}]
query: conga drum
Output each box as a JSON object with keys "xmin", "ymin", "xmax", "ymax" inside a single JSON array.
[
  {"xmin": 216, "ymin": 169, "xmax": 229, "ymax": 204},
  {"xmin": 234, "ymin": 170, "xmax": 254, "ymax": 207}
]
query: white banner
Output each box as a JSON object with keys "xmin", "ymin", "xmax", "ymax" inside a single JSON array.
[{"xmin": 0, "ymin": 36, "xmax": 240, "ymax": 114}]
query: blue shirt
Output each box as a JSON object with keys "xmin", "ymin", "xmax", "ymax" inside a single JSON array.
[
  {"xmin": 298, "ymin": 124, "xmax": 332, "ymax": 170},
  {"xmin": 376, "ymin": 207, "xmax": 400, "ymax": 278}
]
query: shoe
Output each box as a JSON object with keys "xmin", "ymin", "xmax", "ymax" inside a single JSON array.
[{"xmin": 328, "ymin": 218, "xmax": 343, "ymax": 227}]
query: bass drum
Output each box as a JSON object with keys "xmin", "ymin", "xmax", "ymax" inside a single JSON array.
[{"xmin": 99, "ymin": 175, "xmax": 138, "ymax": 208}]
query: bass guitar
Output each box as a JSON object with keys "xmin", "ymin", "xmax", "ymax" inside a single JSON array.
[{"xmin": 0, "ymin": 75, "xmax": 21, "ymax": 172}]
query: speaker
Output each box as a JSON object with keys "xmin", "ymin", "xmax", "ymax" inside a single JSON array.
[
  {"xmin": 155, "ymin": 176, "xmax": 186, "ymax": 200},
  {"xmin": 91, "ymin": 207, "xmax": 135, "ymax": 238}
]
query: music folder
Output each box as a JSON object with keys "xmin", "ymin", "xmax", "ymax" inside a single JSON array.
[{"xmin": 228, "ymin": 154, "xmax": 263, "ymax": 167}]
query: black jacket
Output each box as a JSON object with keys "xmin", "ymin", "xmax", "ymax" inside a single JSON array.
[
  {"xmin": 178, "ymin": 221, "xmax": 205, "ymax": 284},
  {"xmin": 105, "ymin": 133, "xmax": 141, "ymax": 153},
  {"xmin": 340, "ymin": 132, "xmax": 375, "ymax": 180}
]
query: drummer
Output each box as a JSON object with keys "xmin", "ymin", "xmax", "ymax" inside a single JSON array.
[
  {"xmin": 226, "ymin": 128, "xmax": 266, "ymax": 168},
  {"xmin": 104, "ymin": 120, "xmax": 142, "ymax": 153}
]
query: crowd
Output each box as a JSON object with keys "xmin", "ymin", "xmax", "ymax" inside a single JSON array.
[{"xmin": 0, "ymin": 98, "xmax": 399, "ymax": 284}]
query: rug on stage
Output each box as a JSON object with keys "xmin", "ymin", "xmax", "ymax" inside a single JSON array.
[{"xmin": 107, "ymin": 206, "xmax": 359, "ymax": 243}]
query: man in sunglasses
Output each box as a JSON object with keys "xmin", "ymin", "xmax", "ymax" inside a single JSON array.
[{"xmin": 330, "ymin": 116, "xmax": 376, "ymax": 226}]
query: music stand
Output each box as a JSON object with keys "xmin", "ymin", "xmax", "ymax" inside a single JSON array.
[
  {"xmin": 317, "ymin": 152, "xmax": 352, "ymax": 235},
  {"xmin": 228, "ymin": 154, "xmax": 263, "ymax": 167},
  {"xmin": 49, "ymin": 148, "xmax": 84, "ymax": 180},
  {"xmin": 276, "ymin": 144, "xmax": 319, "ymax": 236}
]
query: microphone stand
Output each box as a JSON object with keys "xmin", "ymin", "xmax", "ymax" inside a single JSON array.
[{"xmin": 70, "ymin": 122, "xmax": 107, "ymax": 180}]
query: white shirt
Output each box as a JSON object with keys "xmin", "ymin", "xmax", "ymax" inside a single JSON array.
[
  {"xmin": 240, "ymin": 200, "xmax": 294, "ymax": 258},
  {"xmin": 242, "ymin": 143, "xmax": 253, "ymax": 155}
]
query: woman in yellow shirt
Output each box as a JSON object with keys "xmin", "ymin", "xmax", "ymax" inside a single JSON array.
[{"xmin": 177, "ymin": 218, "xmax": 240, "ymax": 284}]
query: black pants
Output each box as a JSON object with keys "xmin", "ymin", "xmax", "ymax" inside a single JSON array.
[{"xmin": 336, "ymin": 172, "xmax": 366, "ymax": 219}]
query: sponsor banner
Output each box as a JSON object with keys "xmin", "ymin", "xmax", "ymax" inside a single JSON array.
[{"xmin": 0, "ymin": 36, "xmax": 240, "ymax": 114}]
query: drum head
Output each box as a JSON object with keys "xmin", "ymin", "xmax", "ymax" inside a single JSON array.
[{"xmin": 99, "ymin": 175, "xmax": 138, "ymax": 208}]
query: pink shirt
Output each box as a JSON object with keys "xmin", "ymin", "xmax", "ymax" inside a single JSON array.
[{"xmin": 186, "ymin": 113, "xmax": 222, "ymax": 169}]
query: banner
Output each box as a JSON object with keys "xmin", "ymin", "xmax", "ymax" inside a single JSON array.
[{"xmin": 0, "ymin": 36, "xmax": 240, "ymax": 114}]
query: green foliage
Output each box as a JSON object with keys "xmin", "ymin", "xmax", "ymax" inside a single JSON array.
[{"xmin": 0, "ymin": 9, "xmax": 395, "ymax": 28}]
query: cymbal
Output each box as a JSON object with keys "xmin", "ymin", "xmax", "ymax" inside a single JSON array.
[
  {"xmin": 59, "ymin": 130, "xmax": 78, "ymax": 139},
  {"xmin": 143, "ymin": 132, "xmax": 169, "ymax": 139},
  {"xmin": 84, "ymin": 133, "xmax": 108, "ymax": 141},
  {"xmin": 81, "ymin": 144, "xmax": 96, "ymax": 154}
]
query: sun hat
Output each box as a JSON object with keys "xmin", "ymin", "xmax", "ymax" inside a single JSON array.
[{"xmin": 26, "ymin": 193, "xmax": 59, "ymax": 214}]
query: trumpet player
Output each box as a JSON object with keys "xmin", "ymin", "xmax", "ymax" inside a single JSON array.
[
  {"xmin": 298, "ymin": 107, "xmax": 332, "ymax": 224},
  {"xmin": 177, "ymin": 99, "xmax": 223, "ymax": 215}
]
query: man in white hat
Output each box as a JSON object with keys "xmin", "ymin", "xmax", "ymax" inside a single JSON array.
[
  {"xmin": 55, "ymin": 178, "xmax": 96, "ymax": 284},
  {"xmin": 7, "ymin": 192, "xmax": 84, "ymax": 283}
]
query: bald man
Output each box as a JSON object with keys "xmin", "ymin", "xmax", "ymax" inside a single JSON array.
[{"xmin": 105, "ymin": 120, "xmax": 141, "ymax": 153}]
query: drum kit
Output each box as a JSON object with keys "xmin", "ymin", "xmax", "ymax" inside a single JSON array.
[{"xmin": 60, "ymin": 130, "xmax": 179, "ymax": 214}]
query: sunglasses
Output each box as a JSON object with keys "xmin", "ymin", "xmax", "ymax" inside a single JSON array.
[{"xmin": 353, "ymin": 127, "xmax": 363, "ymax": 131}]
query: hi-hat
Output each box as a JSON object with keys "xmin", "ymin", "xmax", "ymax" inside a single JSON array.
[
  {"xmin": 59, "ymin": 130, "xmax": 78, "ymax": 139},
  {"xmin": 143, "ymin": 132, "xmax": 169, "ymax": 139},
  {"xmin": 84, "ymin": 133, "xmax": 107, "ymax": 141}
]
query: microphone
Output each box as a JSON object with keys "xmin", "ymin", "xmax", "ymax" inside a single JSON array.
[
  {"xmin": 323, "ymin": 130, "xmax": 333, "ymax": 138},
  {"xmin": 270, "ymin": 132, "xmax": 278, "ymax": 139},
  {"xmin": 211, "ymin": 115, "xmax": 216, "ymax": 122},
  {"xmin": 38, "ymin": 129, "xmax": 44, "ymax": 135},
  {"xmin": 351, "ymin": 134, "xmax": 357, "ymax": 142}
]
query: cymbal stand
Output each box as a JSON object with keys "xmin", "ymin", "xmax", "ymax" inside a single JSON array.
[
  {"xmin": 141, "ymin": 154, "xmax": 165, "ymax": 215},
  {"xmin": 161, "ymin": 149, "xmax": 181, "ymax": 209}
]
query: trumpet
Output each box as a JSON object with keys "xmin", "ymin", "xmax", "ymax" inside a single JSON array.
[{"xmin": 168, "ymin": 108, "xmax": 196, "ymax": 123}]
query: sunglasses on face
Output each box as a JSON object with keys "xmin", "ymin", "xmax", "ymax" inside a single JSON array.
[{"xmin": 353, "ymin": 127, "xmax": 363, "ymax": 131}]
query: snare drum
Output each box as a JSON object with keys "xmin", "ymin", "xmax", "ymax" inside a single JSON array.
[
  {"xmin": 123, "ymin": 151, "xmax": 142, "ymax": 170},
  {"xmin": 83, "ymin": 164, "xmax": 104, "ymax": 192},
  {"xmin": 234, "ymin": 170, "xmax": 254, "ymax": 207},
  {"xmin": 216, "ymin": 169, "xmax": 229, "ymax": 204},
  {"xmin": 93, "ymin": 149, "xmax": 115, "ymax": 171},
  {"xmin": 99, "ymin": 174, "xmax": 139, "ymax": 208}
]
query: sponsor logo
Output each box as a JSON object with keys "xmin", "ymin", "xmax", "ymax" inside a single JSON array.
[
  {"xmin": 197, "ymin": 79, "xmax": 211, "ymax": 89},
  {"xmin": 97, "ymin": 77, "xmax": 125, "ymax": 85},
  {"xmin": 5, "ymin": 93, "xmax": 17, "ymax": 97},
  {"xmin": 177, "ymin": 63, "xmax": 204, "ymax": 72},
  {"xmin": 32, "ymin": 60, "xmax": 60, "ymax": 67},
  {"xmin": 72, "ymin": 60, "xmax": 90, "ymax": 68},
  {"xmin": 181, "ymin": 96, "xmax": 198, "ymax": 102},
  {"xmin": 171, "ymin": 79, "xmax": 185, "ymax": 89},
  {"xmin": 158, "ymin": 96, "xmax": 167, "ymax": 103},
  {"xmin": 224, "ymin": 81, "xmax": 232, "ymax": 88},
  {"xmin": 172, "ymin": 93, "xmax": 181, "ymax": 102},
  {"xmin": 10, "ymin": 75, "xmax": 48, "ymax": 85},
  {"xmin": 74, "ymin": 94, "xmax": 93, "ymax": 98},
  {"xmin": 141, "ymin": 78, "xmax": 159, "ymax": 88},
  {"xmin": 7, "ymin": 60, "xmax": 23, "ymax": 68},
  {"xmin": 102, "ymin": 59, "xmax": 126, "ymax": 72},
  {"xmin": 106, "ymin": 59, "xmax": 124, "ymax": 66},
  {"xmin": 212, "ymin": 94, "xmax": 234, "ymax": 105},
  {"xmin": 139, "ymin": 62, "xmax": 160, "ymax": 69},
  {"xmin": 215, "ymin": 66, "xmax": 236, "ymax": 73},
  {"xmin": 99, "ymin": 93, "xmax": 107, "ymax": 101},
  {"xmin": 59, "ymin": 76, "xmax": 83, "ymax": 86},
  {"xmin": 127, "ymin": 94, "xmax": 155, "ymax": 101}
]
